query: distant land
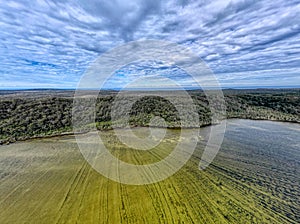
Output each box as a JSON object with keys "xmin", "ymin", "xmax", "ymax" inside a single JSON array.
[
  {"xmin": 1, "ymin": 85, "xmax": 300, "ymax": 91},
  {"xmin": 0, "ymin": 88, "xmax": 299, "ymax": 144}
]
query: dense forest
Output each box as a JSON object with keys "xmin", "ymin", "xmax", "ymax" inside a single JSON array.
[{"xmin": 0, "ymin": 89, "xmax": 299, "ymax": 144}]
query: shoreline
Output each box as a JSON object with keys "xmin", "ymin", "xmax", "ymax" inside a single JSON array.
[{"xmin": 1, "ymin": 118, "xmax": 299, "ymax": 146}]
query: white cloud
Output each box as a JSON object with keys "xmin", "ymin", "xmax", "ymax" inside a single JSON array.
[{"xmin": 0, "ymin": 0, "xmax": 300, "ymax": 89}]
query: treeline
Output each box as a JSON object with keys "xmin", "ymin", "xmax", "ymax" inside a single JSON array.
[{"xmin": 0, "ymin": 89, "xmax": 299, "ymax": 144}]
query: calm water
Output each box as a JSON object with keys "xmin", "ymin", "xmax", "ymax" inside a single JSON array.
[
  {"xmin": 222, "ymin": 119, "xmax": 300, "ymax": 163},
  {"xmin": 0, "ymin": 119, "xmax": 299, "ymax": 223}
]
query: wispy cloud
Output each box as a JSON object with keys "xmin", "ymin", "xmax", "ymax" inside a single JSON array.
[{"xmin": 0, "ymin": 0, "xmax": 300, "ymax": 89}]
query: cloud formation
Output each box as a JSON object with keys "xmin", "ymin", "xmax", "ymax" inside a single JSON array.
[{"xmin": 0, "ymin": 0, "xmax": 300, "ymax": 88}]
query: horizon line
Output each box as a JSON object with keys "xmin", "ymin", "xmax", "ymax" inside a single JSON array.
[{"xmin": 0, "ymin": 86, "xmax": 300, "ymax": 91}]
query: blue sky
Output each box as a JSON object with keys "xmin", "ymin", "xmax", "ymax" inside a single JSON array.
[{"xmin": 1, "ymin": 0, "xmax": 300, "ymax": 89}]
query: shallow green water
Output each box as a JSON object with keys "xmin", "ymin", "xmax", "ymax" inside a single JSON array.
[{"xmin": 0, "ymin": 119, "xmax": 299, "ymax": 223}]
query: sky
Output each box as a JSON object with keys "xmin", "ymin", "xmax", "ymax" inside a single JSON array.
[{"xmin": 0, "ymin": 0, "xmax": 300, "ymax": 89}]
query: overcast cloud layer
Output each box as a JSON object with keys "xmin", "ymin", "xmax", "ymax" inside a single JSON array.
[{"xmin": 1, "ymin": 0, "xmax": 300, "ymax": 89}]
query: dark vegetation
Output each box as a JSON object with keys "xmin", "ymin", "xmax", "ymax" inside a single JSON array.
[{"xmin": 0, "ymin": 89, "xmax": 299, "ymax": 144}]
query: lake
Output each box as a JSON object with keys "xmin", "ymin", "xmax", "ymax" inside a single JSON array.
[{"xmin": 0, "ymin": 119, "xmax": 299, "ymax": 223}]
